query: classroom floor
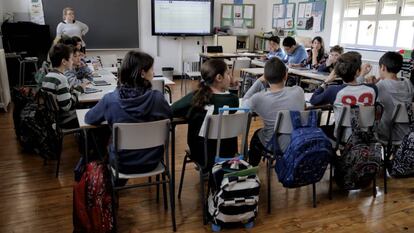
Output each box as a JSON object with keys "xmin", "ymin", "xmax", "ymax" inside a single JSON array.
[{"xmin": 1, "ymin": 80, "xmax": 414, "ymax": 233}]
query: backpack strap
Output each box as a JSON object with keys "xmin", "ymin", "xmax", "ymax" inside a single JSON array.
[
  {"xmin": 350, "ymin": 106, "xmax": 361, "ymax": 134},
  {"xmin": 307, "ymin": 110, "xmax": 318, "ymax": 127},
  {"xmin": 289, "ymin": 111, "xmax": 303, "ymax": 129},
  {"xmin": 406, "ymin": 103, "xmax": 414, "ymax": 130}
]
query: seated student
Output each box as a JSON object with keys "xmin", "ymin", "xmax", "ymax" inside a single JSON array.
[
  {"xmin": 85, "ymin": 51, "xmax": 172, "ymax": 175},
  {"xmin": 374, "ymin": 52, "xmax": 414, "ymax": 141},
  {"xmin": 42, "ymin": 43, "xmax": 85, "ymax": 128},
  {"xmin": 261, "ymin": 36, "xmax": 286, "ymax": 61},
  {"xmin": 171, "ymin": 59, "xmax": 239, "ymax": 172},
  {"xmin": 317, "ymin": 45, "xmax": 344, "ymax": 73},
  {"xmin": 72, "ymin": 36, "xmax": 85, "ymax": 54},
  {"xmin": 242, "ymin": 57, "xmax": 305, "ymax": 166},
  {"xmin": 310, "ymin": 52, "xmax": 377, "ymax": 138},
  {"xmin": 304, "ymin": 36, "xmax": 328, "ymax": 70},
  {"xmin": 282, "ymin": 36, "xmax": 308, "ymax": 67},
  {"xmin": 64, "ymin": 47, "xmax": 92, "ymax": 87}
]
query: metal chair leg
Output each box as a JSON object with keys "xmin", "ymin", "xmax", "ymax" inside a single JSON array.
[
  {"xmin": 373, "ymin": 176, "xmax": 377, "ymax": 198},
  {"xmin": 162, "ymin": 173, "xmax": 168, "ymax": 210},
  {"xmin": 312, "ymin": 183, "xmax": 317, "ymax": 208},
  {"xmin": 200, "ymin": 169, "xmax": 207, "ymax": 225},
  {"xmin": 329, "ymin": 164, "xmax": 333, "ymax": 200},
  {"xmin": 178, "ymin": 154, "xmax": 189, "ymax": 199},
  {"xmin": 156, "ymin": 175, "xmax": 160, "ymax": 203},
  {"xmin": 267, "ymin": 158, "xmax": 272, "ymax": 214},
  {"xmin": 169, "ymin": 172, "xmax": 177, "ymax": 231}
]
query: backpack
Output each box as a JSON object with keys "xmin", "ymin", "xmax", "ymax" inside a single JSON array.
[
  {"xmin": 18, "ymin": 91, "xmax": 62, "ymax": 159},
  {"xmin": 73, "ymin": 161, "xmax": 115, "ymax": 233},
  {"xmin": 334, "ymin": 106, "xmax": 382, "ymax": 190},
  {"xmin": 208, "ymin": 158, "xmax": 260, "ymax": 228},
  {"xmin": 273, "ymin": 110, "xmax": 332, "ymax": 188},
  {"xmin": 389, "ymin": 104, "xmax": 414, "ymax": 177},
  {"xmin": 11, "ymin": 87, "xmax": 37, "ymax": 140}
]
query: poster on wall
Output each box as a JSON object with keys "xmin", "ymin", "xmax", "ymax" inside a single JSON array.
[{"xmin": 30, "ymin": 0, "xmax": 45, "ymax": 25}]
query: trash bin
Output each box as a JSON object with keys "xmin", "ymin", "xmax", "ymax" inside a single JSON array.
[{"xmin": 162, "ymin": 67, "xmax": 174, "ymax": 81}]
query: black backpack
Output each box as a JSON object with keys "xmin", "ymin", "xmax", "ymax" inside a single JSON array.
[
  {"xmin": 390, "ymin": 104, "xmax": 414, "ymax": 177},
  {"xmin": 335, "ymin": 106, "xmax": 382, "ymax": 190},
  {"xmin": 19, "ymin": 91, "xmax": 62, "ymax": 160}
]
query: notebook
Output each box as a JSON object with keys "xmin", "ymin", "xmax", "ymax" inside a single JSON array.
[
  {"xmin": 92, "ymin": 80, "xmax": 110, "ymax": 86},
  {"xmin": 84, "ymin": 87, "xmax": 103, "ymax": 94}
]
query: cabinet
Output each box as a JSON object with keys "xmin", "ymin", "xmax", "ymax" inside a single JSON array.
[{"xmin": 214, "ymin": 35, "xmax": 250, "ymax": 53}]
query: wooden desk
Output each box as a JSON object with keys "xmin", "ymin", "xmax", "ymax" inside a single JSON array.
[
  {"xmin": 251, "ymin": 59, "xmax": 266, "ymax": 68},
  {"xmin": 289, "ymin": 68, "xmax": 329, "ymax": 82}
]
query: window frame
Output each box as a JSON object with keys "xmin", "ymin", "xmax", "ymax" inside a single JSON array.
[{"xmin": 339, "ymin": 0, "xmax": 414, "ymax": 50}]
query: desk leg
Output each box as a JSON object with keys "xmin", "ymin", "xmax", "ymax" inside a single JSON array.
[{"xmin": 170, "ymin": 124, "xmax": 177, "ymax": 231}]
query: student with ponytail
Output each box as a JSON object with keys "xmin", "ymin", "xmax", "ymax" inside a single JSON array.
[
  {"xmin": 172, "ymin": 59, "xmax": 239, "ymax": 172},
  {"xmin": 85, "ymin": 51, "xmax": 171, "ymax": 176}
]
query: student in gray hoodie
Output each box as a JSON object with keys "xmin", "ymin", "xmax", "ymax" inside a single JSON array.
[
  {"xmin": 375, "ymin": 52, "xmax": 414, "ymax": 141},
  {"xmin": 85, "ymin": 51, "xmax": 172, "ymax": 175}
]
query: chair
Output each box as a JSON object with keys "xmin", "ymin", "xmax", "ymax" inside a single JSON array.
[
  {"xmin": 265, "ymin": 110, "xmax": 323, "ymax": 213},
  {"xmin": 182, "ymin": 60, "xmax": 201, "ymax": 95},
  {"xmin": 232, "ymin": 58, "xmax": 251, "ymax": 96},
  {"xmin": 40, "ymin": 90, "xmax": 83, "ymax": 177},
  {"xmin": 177, "ymin": 108, "xmax": 252, "ymax": 225},
  {"xmin": 18, "ymin": 56, "xmax": 38, "ymax": 87},
  {"xmin": 329, "ymin": 105, "xmax": 379, "ymax": 199},
  {"xmin": 99, "ymin": 54, "xmax": 119, "ymax": 68},
  {"xmin": 379, "ymin": 103, "xmax": 413, "ymax": 194},
  {"xmin": 151, "ymin": 78, "xmax": 172, "ymax": 103},
  {"xmin": 111, "ymin": 119, "xmax": 176, "ymax": 232}
]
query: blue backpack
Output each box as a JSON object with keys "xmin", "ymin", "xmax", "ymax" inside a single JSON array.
[{"xmin": 272, "ymin": 111, "xmax": 332, "ymax": 188}]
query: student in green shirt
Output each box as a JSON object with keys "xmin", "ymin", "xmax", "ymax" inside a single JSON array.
[{"xmin": 172, "ymin": 59, "xmax": 239, "ymax": 172}]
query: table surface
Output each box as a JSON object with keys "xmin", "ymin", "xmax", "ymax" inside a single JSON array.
[{"xmin": 78, "ymin": 68, "xmax": 175, "ymax": 103}]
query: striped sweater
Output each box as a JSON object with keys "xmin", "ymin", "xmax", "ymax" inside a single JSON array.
[{"xmin": 41, "ymin": 70, "xmax": 81, "ymax": 123}]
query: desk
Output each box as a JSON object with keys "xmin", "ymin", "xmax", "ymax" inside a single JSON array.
[
  {"xmin": 199, "ymin": 52, "xmax": 263, "ymax": 65},
  {"xmin": 239, "ymin": 68, "xmax": 265, "ymax": 97},
  {"xmin": 251, "ymin": 59, "xmax": 266, "ymax": 68},
  {"xmin": 289, "ymin": 68, "xmax": 329, "ymax": 82},
  {"xmin": 78, "ymin": 70, "xmax": 175, "ymax": 103}
]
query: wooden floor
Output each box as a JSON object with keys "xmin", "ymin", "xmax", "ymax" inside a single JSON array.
[{"xmin": 1, "ymin": 80, "xmax": 414, "ymax": 233}]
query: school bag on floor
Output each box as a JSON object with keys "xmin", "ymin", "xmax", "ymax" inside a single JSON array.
[
  {"xmin": 273, "ymin": 110, "xmax": 332, "ymax": 188},
  {"xmin": 208, "ymin": 157, "xmax": 260, "ymax": 228},
  {"xmin": 18, "ymin": 91, "xmax": 62, "ymax": 159},
  {"xmin": 11, "ymin": 87, "xmax": 37, "ymax": 142},
  {"xmin": 335, "ymin": 106, "xmax": 382, "ymax": 190},
  {"xmin": 73, "ymin": 160, "xmax": 115, "ymax": 233},
  {"xmin": 389, "ymin": 104, "xmax": 414, "ymax": 177}
]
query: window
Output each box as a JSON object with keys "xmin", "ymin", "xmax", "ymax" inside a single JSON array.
[{"xmin": 340, "ymin": 0, "xmax": 414, "ymax": 50}]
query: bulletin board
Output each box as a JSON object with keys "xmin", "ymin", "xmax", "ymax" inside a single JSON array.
[
  {"xmin": 221, "ymin": 4, "xmax": 255, "ymax": 28},
  {"xmin": 272, "ymin": 3, "xmax": 296, "ymax": 30},
  {"xmin": 296, "ymin": 1, "xmax": 326, "ymax": 32}
]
